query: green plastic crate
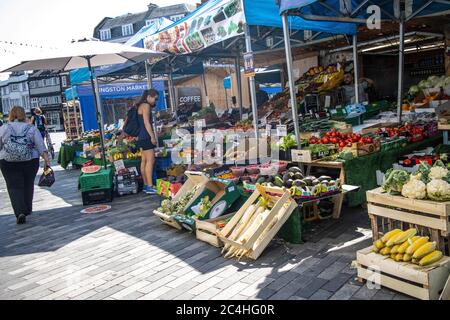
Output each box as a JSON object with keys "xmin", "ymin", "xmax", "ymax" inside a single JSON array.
[{"xmin": 80, "ymin": 168, "xmax": 114, "ymax": 193}]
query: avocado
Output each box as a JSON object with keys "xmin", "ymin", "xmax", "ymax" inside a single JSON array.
[
  {"xmin": 303, "ymin": 178, "xmax": 313, "ymax": 186},
  {"xmin": 274, "ymin": 176, "xmax": 284, "ymax": 187},
  {"xmin": 294, "ymin": 172, "xmax": 304, "ymax": 180},
  {"xmin": 328, "ymin": 180, "xmax": 336, "ymax": 186},
  {"xmin": 283, "ymin": 173, "xmax": 292, "ymax": 183},
  {"xmin": 288, "ymin": 166, "xmax": 302, "ymax": 174},
  {"xmin": 321, "ymin": 180, "xmax": 329, "ymax": 185},
  {"xmin": 318, "ymin": 175, "xmax": 332, "ymax": 182},
  {"xmin": 256, "ymin": 177, "xmax": 266, "ymax": 184},
  {"xmin": 285, "ymin": 179, "xmax": 294, "ymax": 188},
  {"xmin": 267, "ymin": 175, "xmax": 274, "ymax": 183},
  {"xmin": 312, "ymin": 179, "xmax": 321, "ymax": 186},
  {"xmin": 294, "ymin": 179, "xmax": 306, "ymax": 188}
]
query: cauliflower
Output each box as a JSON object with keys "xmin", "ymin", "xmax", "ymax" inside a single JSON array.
[
  {"xmin": 426, "ymin": 179, "xmax": 450, "ymax": 201},
  {"xmin": 429, "ymin": 166, "xmax": 449, "ymax": 180},
  {"xmin": 410, "ymin": 172, "xmax": 423, "ymax": 181},
  {"xmin": 401, "ymin": 179, "xmax": 426, "ymax": 199}
]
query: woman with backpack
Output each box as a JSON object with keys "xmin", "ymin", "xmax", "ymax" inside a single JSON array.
[
  {"xmin": 136, "ymin": 89, "xmax": 159, "ymax": 195},
  {"xmin": 0, "ymin": 106, "xmax": 51, "ymax": 224},
  {"xmin": 30, "ymin": 107, "xmax": 47, "ymax": 139}
]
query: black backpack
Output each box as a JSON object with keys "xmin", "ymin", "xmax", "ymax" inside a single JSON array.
[{"xmin": 123, "ymin": 106, "xmax": 140, "ymax": 137}]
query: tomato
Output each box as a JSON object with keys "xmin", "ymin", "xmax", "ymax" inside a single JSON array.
[
  {"xmin": 366, "ymin": 137, "xmax": 373, "ymax": 144},
  {"xmin": 352, "ymin": 137, "xmax": 359, "ymax": 143},
  {"xmin": 347, "ymin": 142, "xmax": 353, "ymax": 147},
  {"xmin": 326, "ymin": 131, "xmax": 332, "ymax": 137},
  {"xmin": 403, "ymin": 159, "xmax": 412, "ymax": 166},
  {"xmin": 339, "ymin": 142, "xmax": 346, "ymax": 148},
  {"xmin": 322, "ymin": 137, "xmax": 330, "ymax": 144},
  {"xmin": 331, "ymin": 132, "xmax": 337, "ymax": 137},
  {"xmin": 330, "ymin": 137, "xmax": 338, "ymax": 144}
]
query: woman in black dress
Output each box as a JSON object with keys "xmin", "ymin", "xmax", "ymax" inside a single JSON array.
[{"xmin": 136, "ymin": 89, "xmax": 159, "ymax": 194}]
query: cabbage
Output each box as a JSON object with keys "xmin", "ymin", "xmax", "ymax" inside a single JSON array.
[
  {"xmin": 418, "ymin": 80, "xmax": 430, "ymax": 89},
  {"xmin": 409, "ymin": 85, "xmax": 420, "ymax": 96},
  {"xmin": 444, "ymin": 76, "xmax": 450, "ymax": 86},
  {"xmin": 428, "ymin": 76, "xmax": 440, "ymax": 86}
]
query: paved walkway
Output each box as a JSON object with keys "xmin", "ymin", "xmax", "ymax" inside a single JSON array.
[{"xmin": 0, "ymin": 155, "xmax": 411, "ymax": 300}]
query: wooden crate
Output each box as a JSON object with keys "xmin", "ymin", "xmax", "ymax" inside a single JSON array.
[
  {"xmin": 195, "ymin": 213, "xmax": 235, "ymax": 247},
  {"xmin": 291, "ymin": 145, "xmax": 336, "ymax": 163},
  {"xmin": 366, "ymin": 188, "xmax": 450, "ymax": 255},
  {"xmin": 361, "ymin": 122, "xmax": 399, "ymax": 135},
  {"xmin": 153, "ymin": 171, "xmax": 209, "ymax": 230},
  {"xmin": 356, "ymin": 247, "xmax": 450, "ymax": 300},
  {"xmin": 218, "ymin": 184, "xmax": 297, "ymax": 260},
  {"xmin": 342, "ymin": 140, "xmax": 381, "ymax": 157}
]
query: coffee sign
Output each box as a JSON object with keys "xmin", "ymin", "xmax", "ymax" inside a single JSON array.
[{"xmin": 177, "ymin": 87, "xmax": 202, "ymax": 106}]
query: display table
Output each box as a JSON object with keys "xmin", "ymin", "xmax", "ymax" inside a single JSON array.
[{"xmin": 57, "ymin": 143, "xmax": 83, "ymax": 169}]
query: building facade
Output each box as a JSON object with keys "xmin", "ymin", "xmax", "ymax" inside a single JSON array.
[
  {"xmin": 28, "ymin": 71, "xmax": 70, "ymax": 131},
  {"xmin": 0, "ymin": 72, "xmax": 31, "ymax": 116},
  {"xmin": 93, "ymin": 3, "xmax": 195, "ymax": 43}
]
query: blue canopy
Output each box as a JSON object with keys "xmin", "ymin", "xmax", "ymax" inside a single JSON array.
[
  {"xmin": 244, "ymin": 0, "xmax": 355, "ymax": 34},
  {"xmin": 279, "ymin": 0, "xmax": 450, "ymax": 23},
  {"xmin": 67, "ymin": 81, "xmax": 165, "ymax": 131}
]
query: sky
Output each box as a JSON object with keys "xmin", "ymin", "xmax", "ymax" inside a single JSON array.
[{"xmin": 0, "ymin": 0, "xmax": 200, "ymax": 78}]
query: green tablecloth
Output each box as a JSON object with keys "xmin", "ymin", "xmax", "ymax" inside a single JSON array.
[
  {"xmin": 57, "ymin": 144, "xmax": 83, "ymax": 169},
  {"xmin": 344, "ymin": 135, "xmax": 443, "ymax": 207}
]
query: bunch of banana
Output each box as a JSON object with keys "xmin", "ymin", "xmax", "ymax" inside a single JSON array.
[
  {"xmin": 113, "ymin": 153, "xmax": 124, "ymax": 161},
  {"xmin": 373, "ymin": 228, "xmax": 444, "ymax": 267}
]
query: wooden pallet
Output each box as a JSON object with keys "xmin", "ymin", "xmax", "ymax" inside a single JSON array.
[
  {"xmin": 195, "ymin": 213, "xmax": 235, "ymax": 247},
  {"xmin": 356, "ymin": 247, "xmax": 450, "ymax": 300},
  {"xmin": 367, "ymin": 188, "xmax": 450, "ymax": 255},
  {"xmin": 218, "ymin": 184, "xmax": 297, "ymax": 260}
]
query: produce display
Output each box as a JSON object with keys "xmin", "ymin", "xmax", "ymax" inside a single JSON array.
[
  {"xmin": 408, "ymin": 75, "xmax": 450, "ymax": 103},
  {"xmin": 254, "ymin": 166, "xmax": 342, "ymax": 198},
  {"xmin": 157, "ymin": 185, "xmax": 200, "ymax": 216},
  {"xmin": 373, "ymin": 228, "xmax": 444, "ymax": 267},
  {"xmin": 308, "ymin": 129, "xmax": 375, "ymax": 149},
  {"xmin": 382, "ymin": 161, "xmax": 450, "ymax": 201}
]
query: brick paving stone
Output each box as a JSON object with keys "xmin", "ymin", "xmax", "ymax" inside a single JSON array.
[
  {"xmin": 309, "ymin": 289, "xmax": 333, "ymax": 300},
  {"xmin": 351, "ymin": 285, "xmax": 380, "ymax": 300},
  {"xmin": 317, "ymin": 262, "xmax": 348, "ymax": 280},
  {"xmin": 329, "ymin": 284, "xmax": 361, "ymax": 300},
  {"xmin": 320, "ymin": 273, "xmax": 353, "ymax": 292},
  {"xmin": 193, "ymin": 287, "xmax": 222, "ymax": 300},
  {"xmin": 294, "ymin": 277, "xmax": 328, "ymax": 299},
  {"xmin": 371, "ymin": 288, "xmax": 396, "ymax": 300}
]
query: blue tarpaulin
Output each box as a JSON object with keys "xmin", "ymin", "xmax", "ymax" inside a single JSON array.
[
  {"xmin": 244, "ymin": 0, "xmax": 355, "ymax": 34},
  {"xmin": 279, "ymin": 0, "xmax": 450, "ymax": 22},
  {"xmin": 71, "ymin": 81, "xmax": 165, "ymax": 131}
]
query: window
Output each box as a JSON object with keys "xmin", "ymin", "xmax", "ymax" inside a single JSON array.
[
  {"xmin": 46, "ymin": 111, "xmax": 60, "ymax": 127},
  {"xmin": 29, "ymin": 81, "xmax": 36, "ymax": 89},
  {"xmin": 100, "ymin": 29, "xmax": 111, "ymax": 40},
  {"xmin": 146, "ymin": 19, "xmax": 157, "ymax": 26},
  {"xmin": 31, "ymin": 98, "xmax": 39, "ymax": 108},
  {"xmin": 11, "ymin": 84, "xmax": 20, "ymax": 92},
  {"xmin": 22, "ymin": 96, "xmax": 30, "ymax": 110},
  {"xmin": 22, "ymin": 82, "xmax": 27, "ymax": 91},
  {"xmin": 61, "ymin": 76, "xmax": 67, "ymax": 88},
  {"xmin": 122, "ymin": 24, "xmax": 134, "ymax": 36},
  {"xmin": 170, "ymin": 14, "xmax": 184, "ymax": 21}
]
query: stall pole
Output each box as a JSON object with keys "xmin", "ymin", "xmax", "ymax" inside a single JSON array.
[
  {"xmin": 225, "ymin": 87, "xmax": 229, "ymax": 112},
  {"xmin": 397, "ymin": 16, "xmax": 405, "ymax": 122},
  {"xmin": 71, "ymin": 86, "xmax": 80, "ymax": 137},
  {"xmin": 87, "ymin": 58, "xmax": 107, "ymax": 170},
  {"xmin": 201, "ymin": 69, "xmax": 210, "ymax": 107},
  {"xmin": 235, "ymin": 56, "xmax": 244, "ymax": 119},
  {"xmin": 281, "ymin": 13, "xmax": 301, "ymax": 148},
  {"xmin": 145, "ymin": 61, "xmax": 153, "ymax": 89},
  {"xmin": 353, "ymin": 34, "xmax": 360, "ymax": 104},
  {"xmin": 145, "ymin": 61, "xmax": 159, "ymax": 147},
  {"xmin": 244, "ymin": 24, "xmax": 259, "ymax": 144},
  {"xmin": 168, "ymin": 67, "xmax": 176, "ymax": 114}
]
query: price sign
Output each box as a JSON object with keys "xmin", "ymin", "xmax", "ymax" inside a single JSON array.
[
  {"xmin": 266, "ymin": 125, "xmax": 272, "ymax": 137},
  {"xmin": 114, "ymin": 160, "xmax": 125, "ymax": 172},
  {"xmin": 277, "ymin": 125, "xmax": 287, "ymax": 137},
  {"xmin": 242, "ymin": 113, "xmax": 249, "ymax": 120},
  {"xmin": 195, "ymin": 119, "xmax": 206, "ymax": 128},
  {"xmin": 325, "ymin": 96, "xmax": 331, "ymax": 109}
]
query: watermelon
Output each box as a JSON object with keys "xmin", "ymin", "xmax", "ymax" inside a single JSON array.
[{"xmin": 81, "ymin": 165, "xmax": 101, "ymax": 174}]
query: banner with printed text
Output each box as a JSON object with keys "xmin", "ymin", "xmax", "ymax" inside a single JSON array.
[{"xmin": 144, "ymin": 0, "xmax": 245, "ymax": 55}]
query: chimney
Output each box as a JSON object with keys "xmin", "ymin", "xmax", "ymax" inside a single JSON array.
[{"xmin": 147, "ymin": 3, "xmax": 158, "ymax": 11}]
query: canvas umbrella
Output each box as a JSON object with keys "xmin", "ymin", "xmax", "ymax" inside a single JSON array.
[{"xmin": 2, "ymin": 39, "xmax": 166, "ymax": 169}]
